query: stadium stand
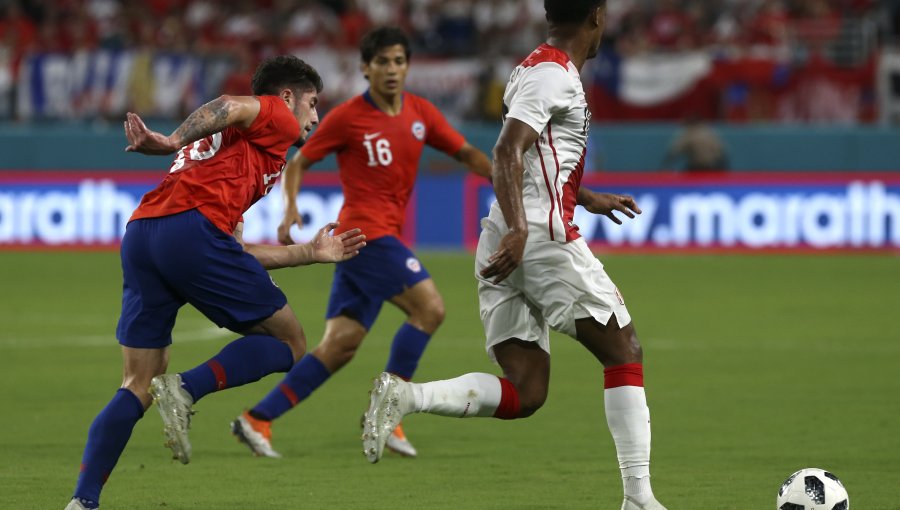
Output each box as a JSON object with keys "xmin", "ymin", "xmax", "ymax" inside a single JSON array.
[{"xmin": 0, "ymin": 0, "xmax": 894, "ymax": 123}]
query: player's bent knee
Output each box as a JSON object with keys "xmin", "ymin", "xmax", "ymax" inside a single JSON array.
[
  {"xmin": 412, "ymin": 299, "xmax": 446, "ymax": 332},
  {"xmin": 428, "ymin": 301, "xmax": 446, "ymax": 326},
  {"xmin": 256, "ymin": 309, "xmax": 308, "ymax": 361},
  {"xmin": 282, "ymin": 335, "xmax": 307, "ymax": 362},
  {"xmin": 330, "ymin": 345, "xmax": 358, "ymax": 369},
  {"xmin": 622, "ymin": 324, "xmax": 643, "ymax": 364},
  {"xmin": 315, "ymin": 330, "xmax": 364, "ymax": 371},
  {"xmin": 121, "ymin": 370, "xmax": 163, "ymax": 407},
  {"xmin": 515, "ymin": 382, "xmax": 548, "ymax": 418},
  {"xmin": 518, "ymin": 394, "xmax": 547, "ymax": 418},
  {"xmin": 313, "ymin": 344, "xmax": 356, "ymax": 372}
]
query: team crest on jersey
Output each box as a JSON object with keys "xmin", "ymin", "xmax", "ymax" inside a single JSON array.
[
  {"xmin": 411, "ymin": 121, "xmax": 426, "ymax": 141},
  {"xmin": 406, "ymin": 257, "xmax": 422, "ymax": 273}
]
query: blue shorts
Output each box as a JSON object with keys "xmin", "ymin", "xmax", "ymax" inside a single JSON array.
[
  {"xmin": 326, "ymin": 235, "xmax": 431, "ymax": 330},
  {"xmin": 116, "ymin": 209, "xmax": 287, "ymax": 349}
]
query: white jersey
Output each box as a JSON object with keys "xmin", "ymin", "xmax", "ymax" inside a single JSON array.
[{"xmin": 488, "ymin": 43, "xmax": 590, "ymax": 243}]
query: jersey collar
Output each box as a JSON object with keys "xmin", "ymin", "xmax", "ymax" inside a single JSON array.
[{"xmin": 363, "ymin": 89, "xmax": 404, "ymax": 115}]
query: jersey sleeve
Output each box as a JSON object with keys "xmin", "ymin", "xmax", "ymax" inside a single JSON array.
[
  {"xmin": 421, "ymin": 99, "xmax": 466, "ymax": 156},
  {"xmin": 242, "ymin": 96, "xmax": 299, "ymax": 153},
  {"xmin": 299, "ymin": 105, "xmax": 349, "ymax": 163},
  {"xmin": 504, "ymin": 63, "xmax": 574, "ymax": 135}
]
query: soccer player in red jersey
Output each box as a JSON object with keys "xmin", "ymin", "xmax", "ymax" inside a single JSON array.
[
  {"xmin": 361, "ymin": 3, "xmax": 667, "ymax": 509},
  {"xmin": 65, "ymin": 56, "xmax": 366, "ymax": 510},
  {"xmin": 231, "ymin": 27, "xmax": 492, "ymax": 459}
]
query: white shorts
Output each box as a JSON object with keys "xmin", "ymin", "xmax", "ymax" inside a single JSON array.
[{"xmin": 475, "ymin": 219, "xmax": 632, "ymax": 362}]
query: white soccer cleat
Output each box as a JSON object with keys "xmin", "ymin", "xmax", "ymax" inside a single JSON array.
[
  {"xmin": 230, "ymin": 411, "xmax": 282, "ymax": 458},
  {"xmin": 385, "ymin": 423, "xmax": 417, "ymax": 458},
  {"xmin": 64, "ymin": 499, "xmax": 94, "ymax": 510},
  {"xmin": 149, "ymin": 373, "xmax": 195, "ymax": 464},
  {"xmin": 621, "ymin": 496, "xmax": 668, "ymax": 510},
  {"xmin": 362, "ymin": 372, "xmax": 414, "ymax": 463}
]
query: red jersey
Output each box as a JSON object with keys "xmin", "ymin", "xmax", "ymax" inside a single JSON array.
[
  {"xmin": 300, "ymin": 91, "xmax": 465, "ymax": 241},
  {"xmin": 130, "ymin": 95, "xmax": 300, "ymax": 234}
]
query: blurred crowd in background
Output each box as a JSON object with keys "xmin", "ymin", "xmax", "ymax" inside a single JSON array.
[{"xmin": 1, "ymin": 0, "xmax": 898, "ymax": 123}]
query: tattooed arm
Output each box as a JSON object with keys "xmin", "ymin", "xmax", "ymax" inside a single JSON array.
[{"xmin": 124, "ymin": 95, "xmax": 261, "ymax": 155}]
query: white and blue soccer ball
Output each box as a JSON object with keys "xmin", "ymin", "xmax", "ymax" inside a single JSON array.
[{"xmin": 777, "ymin": 468, "xmax": 849, "ymax": 510}]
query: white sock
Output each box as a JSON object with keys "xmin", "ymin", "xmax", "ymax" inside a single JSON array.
[
  {"xmin": 623, "ymin": 475, "xmax": 654, "ymax": 504},
  {"xmin": 605, "ymin": 385, "xmax": 654, "ymax": 503},
  {"xmin": 410, "ymin": 373, "xmax": 501, "ymax": 418}
]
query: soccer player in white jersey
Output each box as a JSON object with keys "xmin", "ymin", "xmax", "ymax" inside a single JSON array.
[{"xmin": 361, "ymin": 1, "xmax": 667, "ymax": 509}]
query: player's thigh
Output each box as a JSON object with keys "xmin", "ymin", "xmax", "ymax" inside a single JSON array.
[
  {"xmin": 493, "ymin": 339, "xmax": 550, "ymax": 413},
  {"xmin": 476, "ymin": 224, "xmax": 549, "ymax": 362},
  {"xmin": 358, "ymin": 237, "xmax": 433, "ymax": 306},
  {"xmin": 389, "ymin": 277, "xmax": 445, "ymax": 329},
  {"xmin": 326, "ymin": 262, "xmax": 384, "ymax": 330},
  {"xmin": 389, "ymin": 277, "xmax": 442, "ymax": 313},
  {"xmin": 574, "ymin": 315, "xmax": 642, "ymax": 367},
  {"xmin": 328, "ymin": 236, "xmax": 429, "ymax": 329},
  {"xmin": 155, "ymin": 210, "xmax": 289, "ymax": 333},
  {"xmin": 116, "ymin": 220, "xmax": 184, "ymax": 349},
  {"xmin": 521, "ymin": 238, "xmax": 632, "ymax": 340},
  {"xmin": 241, "ymin": 303, "xmax": 307, "ymax": 358}
]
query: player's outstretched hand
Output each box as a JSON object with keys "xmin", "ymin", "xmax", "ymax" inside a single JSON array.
[
  {"xmin": 480, "ymin": 229, "xmax": 527, "ymax": 284},
  {"xmin": 582, "ymin": 192, "xmax": 642, "ymax": 225},
  {"xmin": 309, "ymin": 222, "xmax": 366, "ymax": 263},
  {"xmin": 278, "ymin": 209, "xmax": 304, "ymax": 245},
  {"xmin": 124, "ymin": 112, "xmax": 178, "ymax": 155}
]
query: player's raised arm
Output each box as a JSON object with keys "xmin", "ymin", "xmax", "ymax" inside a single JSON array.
[
  {"xmin": 453, "ymin": 142, "xmax": 492, "ymax": 180},
  {"xmin": 124, "ymin": 95, "xmax": 261, "ymax": 155},
  {"xmin": 479, "ymin": 117, "xmax": 540, "ymax": 284},
  {"xmin": 278, "ymin": 151, "xmax": 315, "ymax": 245}
]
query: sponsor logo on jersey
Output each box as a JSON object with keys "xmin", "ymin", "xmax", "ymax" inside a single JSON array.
[
  {"xmin": 406, "ymin": 257, "xmax": 422, "ymax": 273},
  {"xmin": 364, "ymin": 132, "xmax": 382, "ymax": 141},
  {"xmin": 411, "ymin": 121, "xmax": 426, "ymax": 141}
]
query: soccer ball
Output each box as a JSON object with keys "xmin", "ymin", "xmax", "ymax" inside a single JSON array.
[{"xmin": 777, "ymin": 468, "xmax": 849, "ymax": 510}]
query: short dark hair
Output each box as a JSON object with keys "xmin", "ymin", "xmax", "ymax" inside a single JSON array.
[
  {"xmin": 360, "ymin": 27, "xmax": 411, "ymax": 63},
  {"xmin": 544, "ymin": 0, "xmax": 606, "ymax": 25},
  {"xmin": 251, "ymin": 55, "xmax": 323, "ymax": 97}
]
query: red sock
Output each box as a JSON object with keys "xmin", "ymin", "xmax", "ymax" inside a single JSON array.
[
  {"xmin": 492, "ymin": 377, "xmax": 521, "ymax": 419},
  {"xmin": 603, "ymin": 363, "xmax": 644, "ymax": 389}
]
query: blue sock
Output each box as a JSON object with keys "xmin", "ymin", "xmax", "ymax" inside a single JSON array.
[
  {"xmin": 179, "ymin": 335, "xmax": 293, "ymax": 403},
  {"xmin": 73, "ymin": 388, "xmax": 145, "ymax": 508},
  {"xmin": 251, "ymin": 354, "xmax": 331, "ymax": 421},
  {"xmin": 384, "ymin": 323, "xmax": 432, "ymax": 380}
]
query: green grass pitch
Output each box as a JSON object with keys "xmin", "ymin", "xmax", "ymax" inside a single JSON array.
[{"xmin": 0, "ymin": 251, "xmax": 898, "ymax": 509}]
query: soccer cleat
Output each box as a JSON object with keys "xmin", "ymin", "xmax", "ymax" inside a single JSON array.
[
  {"xmin": 385, "ymin": 423, "xmax": 417, "ymax": 458},
  {"xmin": 149, "ymin": 373, "xmax": 195, "ymax": 464},
  {"xmin": 361, "ymin": 372, "xmax": 414, "ymax": 464},
  {"xmin": 64, "ymin": 499, "xmax": 94, "ymax": 510},
  {"xmin": 230, "ymin": 411, "xmax": 282, "ymax": 458},
  {"xmin": 621, "ymin": 496, "xmax": 668, "ymax": 510}
]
